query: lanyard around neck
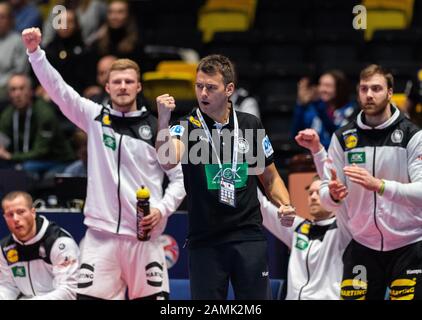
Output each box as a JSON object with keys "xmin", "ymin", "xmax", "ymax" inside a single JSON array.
[
  {"xmin": 13, "ymin": 108, "xmax": 32, "ymax": 153},
  {"xmin": 196, "ymin": 107, "xmax": 239, "ymax": 175}
]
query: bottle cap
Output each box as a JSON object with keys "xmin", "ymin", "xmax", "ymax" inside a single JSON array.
[{"xmin": 136, "ymin": 185, "xmax": 150, "ymax": 199}]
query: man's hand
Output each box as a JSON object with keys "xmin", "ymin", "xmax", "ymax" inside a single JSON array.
[
  {"xmin": 297, "ymin": 78, "xmax": 316, "ymax": 105},
  {"xmin": 328, "ymin": 168, "xmax": 348, "ymax": 201},
  {"xmin": 156, "ymin": 94, "xmax": 175, "ymax": 123},
  {"xmin": 0, "ymin": 147, "xmax": 11, "ymax": 160},
  {"xmin": 295, "ymin": 128, "xmax": 323, "ymax": 154},
  {"xmin": 141, "ymin": 208, "xmax": 162, "ymax": 233},
  {"xmin": 344, "ymin": 164, "xmax": 383, "ymax": 192},
  {"xmin": 277, "ymin": 204, "xmax": 296, "ymax": 227},
  {"xmin": 21, "ymin": 27, "xmax": 42, "ymax": 53}
]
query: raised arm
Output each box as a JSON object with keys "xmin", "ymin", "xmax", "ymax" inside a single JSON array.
[
  {"xmin": 21, "ymin": 27, "xmax": 100, "ymax": 131},
  {"xmin": 155, "ymin": 94, "xmax": 186, "ymax": 170}
]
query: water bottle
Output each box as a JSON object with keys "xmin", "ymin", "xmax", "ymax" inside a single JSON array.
[{"xmin": 136, "ymin": 185, "xmax": 151, "ymax": 241}]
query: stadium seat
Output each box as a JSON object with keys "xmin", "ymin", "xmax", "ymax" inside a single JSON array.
[
  {"xmin": 142, "ymin": 71, "xmax": 196, "ymax": 103},
  {"xmin": 391, "ymin": 93, "xmax": 407, "ymax": 110},
  {"xmin": 157, "ymin": 61, "xmax": 198, "ymax": 74},
  {"xmin": 363, "ymin": 0, "xmax": 414, "ymax": 24},
  {"xmin": 203, "ymin": 0, "xmax": 257, "ymax": 21},
  {"xmin": 365, "ymin": 10, "xmax": 408, "ymax": 41},
  {"xmin": 198, "ymin": 9, "xmax": 252, "ymax": 42}
]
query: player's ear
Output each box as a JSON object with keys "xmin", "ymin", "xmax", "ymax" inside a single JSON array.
[{"xmin": 226, "ymin": 82, "xmax": 234, "ymax": 97}]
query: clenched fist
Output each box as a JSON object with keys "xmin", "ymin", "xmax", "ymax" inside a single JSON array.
[
  {"xmin": 156, "ymin": 94, "xmax": 176, "ymax": 121},
  {"xmin": 295, "ymin": 128, "xmax": 323, "ymax": 154},
  {"xmin": 21, "ymin": 27, "xmax": 42, "ymax": 53}
]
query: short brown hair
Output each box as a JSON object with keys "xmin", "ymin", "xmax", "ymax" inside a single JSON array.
[
  {"xmin": 305, "ymin": 174, "xmax": 321, "ymax": 190},
  {"xmin": 197, "ymin": 54, "xmax": 236, "ymax": 86},
  {"xmin": 360, "ymin": 64, "xmax": 394, "ymax": 89},
  {"xmin": 1, "ymin": 191, "xmax": 33, "ymax": 210},
  {"xmin": 108, "ymin": 58, "xmax": 141, "ymax": 82}
]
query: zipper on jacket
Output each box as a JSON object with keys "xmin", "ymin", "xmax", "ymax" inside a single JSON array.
[
  {"xmin": 298, "ymin": 240, "xmax": 313, "ymax": 300},
  {"xmin": 372, "ymin": 146, "xmax": 384, "ymax": 251},
  {"xmin": 27, "ymin": 261, "xmax": 36, "ymax": 297},
  {"xmin": 116, "ymin": 134, "xmax": 123, "ymax": 233}
]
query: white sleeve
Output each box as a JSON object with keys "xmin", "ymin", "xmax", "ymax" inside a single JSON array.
[
  {"xmin": 29, "ymin": 237, "xmax": 80, "ymax": 300},
  {"xmin": 155, "ymin": 163, "xmax": 186, "ymax": 219},
  {"xmin": 312, "ymin": 147, "xmax": 328, "ymax": 179},
  {"xmin": 27, "ymin": 47, "xmax": 101, "ymax": 132},
  {"xmin": 383, "ymin": 130, "xmax": 422, "ymax": 207},
  {"xmin": 150, "ymin": 163, "xmax": 186, "ymax": 239},
  {"xmin": 258, "ymin": 189, "xmax": 298, "ymax": 248},
  {"xmin": 0, "ymin": 253, "xmax": 20, "ymax": 300},
  {"xmin": 240, "ymin": 97, "xmax": 261, "ymax": 119},
  {"xmin": 334, "ymin": 207, "xmax": 352, "ymax": 251},
  {"xmin": 320, "ymin": 134, "xmax": 345, "ymax": 211}
]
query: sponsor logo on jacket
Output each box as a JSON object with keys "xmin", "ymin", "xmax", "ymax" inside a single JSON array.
[
  {"xmin": 12, "ymin": 266, "xmax": 26, "ymax": 277},
  {"xmin": 343, "ymin": 130, "xmax": 358, "ymax": 150},
  {"xmin": 6, "ymin": 249, "xmax": 19, "ymax": 264},
  {"xmin": 348, "ymin": 152, "xmax": 366, "ymax": 164}
]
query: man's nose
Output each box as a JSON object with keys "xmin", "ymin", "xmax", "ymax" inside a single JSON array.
[{"xmin": 366, "ymin": 89, "xmax": 375, "ymax": 98}]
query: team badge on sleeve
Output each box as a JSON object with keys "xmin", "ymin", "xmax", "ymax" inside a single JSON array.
[
  {"xmin": 189, "ymin": 116, "xmax": 202, "ymax": 128},
  {"xmin": 169, "ymin": 125, "xmax": 185, "ymax": 137},
  {"xmin": 262, "ymin": 135, "xmax": 274, "ymax": 158}
]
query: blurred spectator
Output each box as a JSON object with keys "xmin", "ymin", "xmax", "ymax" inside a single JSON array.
[
  {"xmin": 0, "ymin": 74, "xmax": 74, "ymax": 178},
  {"xmin": 63, "ymin": 128, "xmax": 87, "ymax": 176},
  {"xmin": 231, "ymin": 87, "xmax": 260, "ymax": 119},
  {"xmin": 9, "ymin": 0, "xmax": 42, "ymax": 32},
  {"xmin": 88, "ymin": 0, "xmax": 144, "ymax": 69},
  {"xmin": 45, "ymin": 9, "xmax": 96, "ymax": 94},
  {"xmin": 404, "ymin": 70, "xmax": 422, "ymax": 127},
  {"xmin": 83, "ymin": 54, "xmax": 117, "ymax": 105},
  {"xmin": 291, "ymin": 70, "xmax": 358, "ymax": 149},
  {"xmin": 0, "ymin": 2, "xmax": 28, "ymax": 107},
  {"xmin": 42, "ymin": 0, "xmax": 106, "ymax": 47}
]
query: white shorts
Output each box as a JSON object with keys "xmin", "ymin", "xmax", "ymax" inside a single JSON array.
[{"xmin": 77, "ymin": 228, "xmax": 169, "ymax": 299}]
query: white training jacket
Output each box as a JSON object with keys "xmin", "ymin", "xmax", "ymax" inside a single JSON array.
[
  {"xmin": 260, "ymin": 148, "xmax": 351, "ymax": 300},
  {"xmin": 319, "ymin": 107, "xmax": 422, "ymax": 251},
  {"xmin": 28, "ymin": 48, "xmax": 186, "ymax": 239},
  {"xmin": 0, "ymin": 215, "xmax": 80, "ymax": 300}
]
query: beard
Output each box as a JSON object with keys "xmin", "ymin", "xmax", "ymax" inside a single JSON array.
[{"xmin": 360, "ymin": 94, "xmax": 390, "ymax": 117}]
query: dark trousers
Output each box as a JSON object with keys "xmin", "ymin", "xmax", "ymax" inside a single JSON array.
[
  {"xmin": 188, "ymin": 240, "xmax": 271, "ymax": 300},
  {"xmin": 341, "ymin": 239, "xmax": 422, "ymax": 300}
]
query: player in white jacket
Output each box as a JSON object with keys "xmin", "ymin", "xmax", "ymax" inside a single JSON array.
[
  {"xmin": 21, "ymin": 27, "xmax": 186, "ymax": 300},
  {"xmin": 320, "ymin": 65, "xmax": 422, "ymax": 300},
  {"xmin": 261, "ymin": 129, "xmax": 351, "ymax": 299},
  {"xmin": 0, "ymin": 191, "xmax": 79, "ymax": 300}
]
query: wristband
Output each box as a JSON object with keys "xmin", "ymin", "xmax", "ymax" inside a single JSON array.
[{"xmin": 378, "ymin": 180, "xmax": 385, "ymax": 196}]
